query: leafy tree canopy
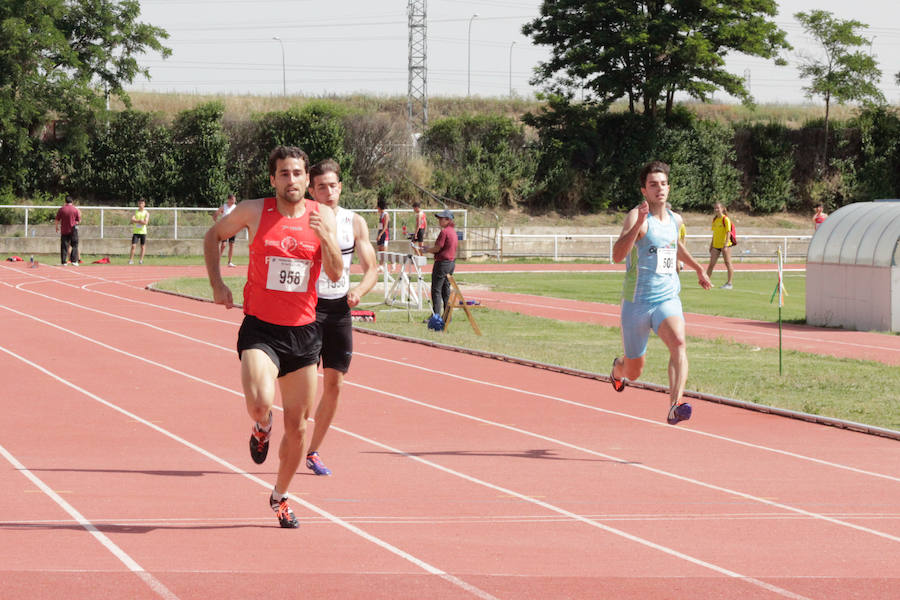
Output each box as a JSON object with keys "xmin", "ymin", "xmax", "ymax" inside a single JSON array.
[
  {"xmin": 795, "ymin": 10, "xmax": 883, "ymax": 163},
  {"xmin": 523, "ymin": 0, "xmax": 790, "ymax": 120},
  {"xmin": 795, "ymin": 10, "xmax": 883, "ymax": 108},
  {"xmin": 0, "ymin": 0, "xmax": 170, "ymax": 191}
]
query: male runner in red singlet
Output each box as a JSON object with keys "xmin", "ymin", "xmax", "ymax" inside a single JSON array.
[{"xmin": 204, "ymin": 146, "xmax": 342, "ymax": 528}]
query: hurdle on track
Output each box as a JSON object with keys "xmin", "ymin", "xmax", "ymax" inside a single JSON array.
[{"xmin": 379, "ymin": 250, "xmax": 427, "ymax": 311}]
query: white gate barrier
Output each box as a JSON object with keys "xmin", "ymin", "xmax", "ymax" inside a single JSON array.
[{"xmin": 380, "ymin": 251, "xmax": 427, "ymax": 310}]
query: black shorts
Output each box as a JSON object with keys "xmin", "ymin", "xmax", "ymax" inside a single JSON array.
[
  {"xmin": 414, "ymin": 229, "xmax": 425, "ymax": 243},
  {"xmin": 131, "ymin": 233, "xmax": 146, "ymax": 246},
  {"xmin": 237, "ymin": 315, "xmax": 321, "ymax": 378},
  {"xmin": 226, "ymin": 235, "xmax": 236, "ymax": 243},
  {"xmin": 316, "ymin": 297, "xmax": 353, "ymax": 373}
]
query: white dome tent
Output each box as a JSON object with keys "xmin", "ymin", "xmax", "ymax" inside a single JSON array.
[{"xmin": 806, "ymin": 200, "xmax": 900, "ymax": 332}]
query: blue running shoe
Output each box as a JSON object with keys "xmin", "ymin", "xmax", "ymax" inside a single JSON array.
[
  {"xmin": 667, "ymin": 402, "xmax": 692, "ymax": 425},
  {"xmin": 306, "ymin": 452, "xmax": 332, "ymax": 476}
]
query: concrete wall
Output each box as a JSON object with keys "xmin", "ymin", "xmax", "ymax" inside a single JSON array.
[{"xmin": 806, "ymin": 263, "xmax": 897, "ymax": 332}]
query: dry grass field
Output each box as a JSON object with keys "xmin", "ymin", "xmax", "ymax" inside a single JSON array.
[{"xmin": 115, "ymin": 91, "xmax": 860, "ymax": 127}]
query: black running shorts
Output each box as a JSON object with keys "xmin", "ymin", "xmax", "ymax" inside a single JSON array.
[
  {"xmin": 316, "ymin": 296, "xmax": 353, "ymax": 373},
  {"xmin": 237, "ymin": 315, "xmax": 321, "ymax": 378}
]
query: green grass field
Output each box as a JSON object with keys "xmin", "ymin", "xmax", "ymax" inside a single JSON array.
[{"xmin": 154, "ymin": 269, "xmax": 899, "ymax": 432}]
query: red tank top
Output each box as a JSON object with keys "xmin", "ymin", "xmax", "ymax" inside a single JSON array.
[{"xmin": 243, "ymin": 197, "xmax": 322, "ymax": 326}]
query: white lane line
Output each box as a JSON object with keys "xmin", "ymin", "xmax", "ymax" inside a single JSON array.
[
  {"xmin": 0, "ymin": 442, "xmax": 180, "ymax": 600},
  {"xmin": 339, "ymin": 379, "xmax": 900, "ymax": 545},
  {"xmin": 1, "ymin": 263, "xmax": 239, "ymax": 326},
  {"xmin": 2, "ymin": 291, "xmax": 897, "ymax": 517},
  {"xmin": 7, "ymin": 512, "xmax": 899, "ymax": 527},
  {"xmin": 8, "ymin": 281, "xmax": 230, "ymax": 352},
  {"xmin": 0, "ymin": 344, "xmax": 498, "ymax": 600},
  {"xmin": 326, "ymin": 423, "xmax": 811, "ymax": 599},
  {"xmin": 2, "ymin": 305, "xmax": 897, "ymax": 586},
  {"xmin": 474, "ymin": 294, "xmax": 900, "ymax": 355},
  {"xmin": 4, "ymin": 277, "xmax": 896, "ymax": 484},
  {"xmin": 356, "ymin": 352, "xmax": 900, "ymax": 483},
  {"xmin": 0, "ymin": 344, "xmax": 807, "ymax": 600}
]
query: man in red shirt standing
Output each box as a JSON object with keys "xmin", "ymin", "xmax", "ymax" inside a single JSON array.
[
  {"xmin": 203, "ymin": 146, "xmax": 342, "ymax": 528},
  {"xmin": 54, "ymin": 196, "xmax": 81, "ymax": 266},
  {"xmin": 424, "ymin": 209, "xmax": 458, "ymax": 318}
]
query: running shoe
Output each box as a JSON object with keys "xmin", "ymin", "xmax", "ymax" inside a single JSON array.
[
  {"xmin": 610, "ymin": 358, "xmax": 625, "ymax": 393},
  {"xmin": 270, "ymin": 495, "xmax": 299, "ymax": 528},
  {"xmin": 306, "ymin": 452, "xmax": 332, "ymax": 476},
  {"xmin": 249, "ymin": 412, "xmax": 272, "ymax": 464},
  {"xmin": 720, "ymin": 282, "xmax": 733, "ymax": 290},
  {"xmin": 667, "ymin": 402, "xmax": 693, "ymax": 425}
]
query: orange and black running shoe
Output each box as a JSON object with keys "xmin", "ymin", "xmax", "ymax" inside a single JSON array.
[
  {"xmin": 270, "ymin": 495, "xmax": 299, "ymax": 528},
  {"xmin": 610, "ymin": 358, "xmax": 626, "ymax": 393},
  {"xmin": 249, "ymin": 411, "xmax": 272, "ymax": 464}
]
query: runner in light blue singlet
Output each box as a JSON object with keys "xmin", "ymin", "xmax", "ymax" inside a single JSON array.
[{"xmin": 620, "ymin": 208, "xmax": 684, "ymax": 359}]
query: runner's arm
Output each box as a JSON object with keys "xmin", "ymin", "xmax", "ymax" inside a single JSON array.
[
  {"xmin": 347, "ymin": 213, "xmax": 378, "ymax": 307},
  {"xmin": 612, "ymin": 203, "xmax": 648, "ymax": 264},
  {"xmin": 204, "ymin": 199, "xmax": 260, "ymax": 308},
  {"xmin": 312, "ymin": 204, "xmax": 343, "ymax": 283}
]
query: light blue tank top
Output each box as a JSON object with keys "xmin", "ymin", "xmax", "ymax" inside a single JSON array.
[{"xmin": 622, "ymin": 209, "xmax": 681, "ymax": 304}]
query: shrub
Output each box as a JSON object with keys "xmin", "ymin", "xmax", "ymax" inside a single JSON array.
[
  {"xmin": 422, "ymin": 114, "xmax": 537, "ymax": 209},
  {"xmin": 525, "ymin": 102, "xmax": 738, "ymax": 213},
  {"xmin": 171, "ymin": 102, "xmax": 230, "ymax": 207},
  {"xmin": 743, "ymin": 123, "xmax": 796, "ymax": 213},
  {"xmin": 87, "ymin": 110, "xmax": 176, "ymax": 204},
  {"xmin": 854, "ymin": 106, "xmax": 900, "ymax": 201}
]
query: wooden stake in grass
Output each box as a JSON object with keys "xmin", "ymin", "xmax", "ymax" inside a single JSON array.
[{"xmin": 769, "ymin": 249, "xmax": 788, "ymax": 375}]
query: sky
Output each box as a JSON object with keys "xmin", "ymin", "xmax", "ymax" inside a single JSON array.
[{"xmin": 128, "ymin": 0, "xmax": 900, "ymax": 105}]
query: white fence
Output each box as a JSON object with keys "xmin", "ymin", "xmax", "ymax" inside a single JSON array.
[
  {"xmin": 500, "ymin": 234, "xmax": 813, "ymax": 262},
  {"xmin": 1, "ymin": 205, "xmax": 223, "ymax": 240},
  {"xmin": 0, "ymin": 205, "xmax": 469, "ymax": 243},
  {"xmin": 2, "ymin": 204, "xmax": 811, "ymax": 261}
]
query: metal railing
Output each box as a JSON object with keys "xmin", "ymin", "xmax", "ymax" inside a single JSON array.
[
  {"xmin": 1, "ymin": 205, "xmax": 223, "ymax": 241},
  {"xmin": 2, "ymin": 204, "xmax": 812, "ymax": 261},
  {"xmin": 499, "ymin": 234, "xmax": 813, "ymax": 262},
  {"xmin": 1, "ymin": 205, "xmax": 469, "ymax": 244}
]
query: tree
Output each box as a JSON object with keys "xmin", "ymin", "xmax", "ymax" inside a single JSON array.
[
  {"xmin": 795, "ymin": 10, "xmax": 884, "ymax": 163},
  {"xmin": 522, "ymin": 1, "xmax": 790, "ymax": 120},
  {"xmin": 0, "ymin": 1, "xmax": 170, "ymax": 194}
]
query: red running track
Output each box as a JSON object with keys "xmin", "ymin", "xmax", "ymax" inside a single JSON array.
[{"xmin": 1, "ymin": 262, "xmax": 898, "ymax": 599}]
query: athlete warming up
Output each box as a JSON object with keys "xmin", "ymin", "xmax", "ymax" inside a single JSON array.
[
  {"xmin": 609, "ymin": 161, "xmax": 711, "ymax": 425},
  {"xmin": 204, "ymin": 146, "xmax": 342, "ymax": 528}
]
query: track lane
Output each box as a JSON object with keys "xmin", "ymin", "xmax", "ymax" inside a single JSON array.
[{"xmin": 1, "ymin": 263, "xmax": 898, "ymax": 599}]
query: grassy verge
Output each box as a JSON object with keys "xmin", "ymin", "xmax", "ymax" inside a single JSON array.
[
  {"xmin": 452, "ymin": 270, "xmax": 809, "ymax": 323},
  {"xmin": 154, "ymin": 273, "xmax": 899, "ymax": 431}
]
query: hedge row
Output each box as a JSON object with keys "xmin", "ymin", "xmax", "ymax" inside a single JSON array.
[{"xmin": 2, "ymin": 100, "xmax": 898, "ymax": 215}]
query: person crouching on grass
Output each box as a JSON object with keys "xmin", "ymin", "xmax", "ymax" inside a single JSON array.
[{"xmin": 609, "ymin": 161, "xmax": 711, "ymax": 425}]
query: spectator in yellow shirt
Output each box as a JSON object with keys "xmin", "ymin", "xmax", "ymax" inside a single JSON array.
[
  {"xmin": 706, "ymin": 202, "xmax": 734, "ymax": 289},
  {"xmin": 129, "ymin": 199, "xmax": 150, "ymax": 265}
]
